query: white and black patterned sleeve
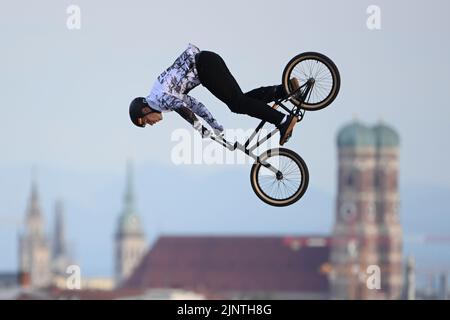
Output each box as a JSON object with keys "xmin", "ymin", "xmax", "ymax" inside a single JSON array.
[{"xmin": 161, "ymin": 92, "xmax": 224, "ymax": 131}]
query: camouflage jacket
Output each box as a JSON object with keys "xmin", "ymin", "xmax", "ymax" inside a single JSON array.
[{"xmin": 146, "ymin": 43, "xmax": 223, "ymax": 131}]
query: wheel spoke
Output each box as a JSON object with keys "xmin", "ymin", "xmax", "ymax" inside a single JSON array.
[
  {"xmin": 290, "ymin": 57, "xmax": 335, "ymax": 106},
  {"xmin": 257, "ymin": 153, "xmax": 305, "ymax": 202}
]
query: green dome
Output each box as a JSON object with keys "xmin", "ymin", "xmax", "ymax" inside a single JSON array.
[
  {"xmin": 337, "ymin": 121, "xmax": 375, "ymax": 147},
  {"xmin": 372, "ymin": 122, "xmax": 400, "ymax": 147},
  {"xmin": 118, "ymin": 212, "xmax": 143, "ymax": 235}
]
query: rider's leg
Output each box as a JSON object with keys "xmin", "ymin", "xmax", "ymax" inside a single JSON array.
[
  {"xmin": 244, "ymin": 85, "xmax": 285, "ymax": 103},
  {"xmin": 195, "ymin": 51, "xmax": 285, "ymax": 126}
]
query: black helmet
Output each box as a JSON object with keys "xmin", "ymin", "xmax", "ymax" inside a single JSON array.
[{"xmin": 129, "ymin": 97, "xmax": 149, "ymax": 127}]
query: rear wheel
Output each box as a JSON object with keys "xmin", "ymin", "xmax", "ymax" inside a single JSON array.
[
  {"xmin": 250, "ymin": 148, "xmax": 309, "ymax": 207},
  {"xmin": 282, "ymin": 52, "xmax": 340, "ymax": 111}
]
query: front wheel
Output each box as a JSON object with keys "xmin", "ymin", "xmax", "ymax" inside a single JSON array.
[
  {"xmin": 250, "ymin": 148, "xmax": 309, "ymax": 207},
  {"xmin": 282, "ymin": 52, "xmax": 341, "ymax": 111}
]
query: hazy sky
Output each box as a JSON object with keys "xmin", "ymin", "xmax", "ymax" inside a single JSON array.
[{"xmin": 1, "ymin": 0, "xmax": 450, "ymax": 279}]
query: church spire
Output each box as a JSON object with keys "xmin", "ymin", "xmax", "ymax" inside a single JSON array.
[
  {"xmin": 117, "ymin": 159, "xmax": 143, "ymax": 236},
  {"xmin": 28, "ymin": 167, "xmax": 41, "ymax": 217},
  {"xmin": 124, "ymin": 159, "xmax": 136, "ymax": 215},
  {"xmin": 115, "ymin": 159, "xmax": 146, "ymax": 285},
  {"xmin": 53, "ymin": 199, "xmax": 66, "ymax": 258},
  {"xmin": 26, "ymin": 168, "xmax": 44, "ymax": 236},
  {"xmin": 19, "ymin": 168, "xmax": 52, "ymax": 288}
]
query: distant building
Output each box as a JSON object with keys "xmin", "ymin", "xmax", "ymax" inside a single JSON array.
[
  {"xmin": 17, "ymin": 176, "xmax": 74, "ymax": 291},
  {"xmin": 16, "ymin": 287, "xmax": 204, "ymax": 300},
  {"xmin": 122, "ymin": 236, "xmax": 331, "ymax": 299},
  {"xmin": 114, "ymin": 161, "xmax": 146, "ymax": 286},
  {"xmin": 403, "ymin": 256, "xmax": 416, "ymax": 300},
  {"xmin": 51, "ymin": 200, "xmax": 72, "ymax": 276},
  {"xmin": 18, "ymin": 179, "xmax": 52, "ymax": 289},
  {"xmin": 330, "ymin": 120, "xmax": 403, "ymax": 299}
]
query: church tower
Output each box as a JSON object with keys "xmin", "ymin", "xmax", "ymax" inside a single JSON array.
[
  {"xmin": 114, "ymin": 160, "xmax": 146, "ymax": 286},
  {"xmin": 330, "ymin": 121, "xmax": 379, "ymax": 299},
  {"xmin": 18, "ymin": 176, "xmax": 51, "ymax": 289},
  {"xmin": 330, "ymin": 120, "xmax": 403, "ymax": 299},
  {"xmin": 373, "ymin": 122, "xmax": 403, "ymax": 299},
  {"xmin": 52, "ymin": 200, "xmax": 71, "ymax": 275}
]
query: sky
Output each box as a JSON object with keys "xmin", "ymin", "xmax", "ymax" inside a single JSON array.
[{"xmin": 1, "ymin": 0, "xmax": 450, "ymax": 283}]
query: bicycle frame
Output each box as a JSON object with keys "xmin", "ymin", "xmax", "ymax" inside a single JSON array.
[{"xmin": 206, "ymin": 80, "xmax": 314, "ymax": 175}]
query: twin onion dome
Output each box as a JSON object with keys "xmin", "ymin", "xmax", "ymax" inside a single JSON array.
[{"xmin": 337, "ymin": 120, "xmax": 399, "ymax": 148}]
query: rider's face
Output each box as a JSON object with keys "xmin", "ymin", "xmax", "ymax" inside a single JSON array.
[{"xmin": 140, "ymin": 107, "xmax": 163, "ymax": 127}]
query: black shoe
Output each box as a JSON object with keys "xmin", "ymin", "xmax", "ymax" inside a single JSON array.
[{"xmin": 277, "ymin": 114, "xmax": 297, "ymax": 146}]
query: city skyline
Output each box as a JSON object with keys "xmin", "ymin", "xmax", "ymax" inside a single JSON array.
[{"xmin": 1, "ymin": 119, "xmax": 449, "ymax": 294}]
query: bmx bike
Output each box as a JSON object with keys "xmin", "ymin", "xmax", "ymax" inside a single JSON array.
[{"xmin": 202, "ymin": 52, "xmax": 340, "ymax": 207}]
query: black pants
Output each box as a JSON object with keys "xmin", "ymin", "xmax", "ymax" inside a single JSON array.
[{"xmin": 195, "ymin": 51, "xmax": 285, "ymax": 126}]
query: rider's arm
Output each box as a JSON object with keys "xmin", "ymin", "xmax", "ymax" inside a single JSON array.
[
  {"xmin": 186, "ymin": 96, "xmax": 224, "ymax": 132},
  {"xmin": 162, "ymin": 92, "xmax": 224, "ymax": 132},
  {"xmin": 173, "ymin": 106, "xmax": 209, "ymax": 136},
  {"xmin": 173, "ymin": 105, "xmax": 198, "ymax": 126}
]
